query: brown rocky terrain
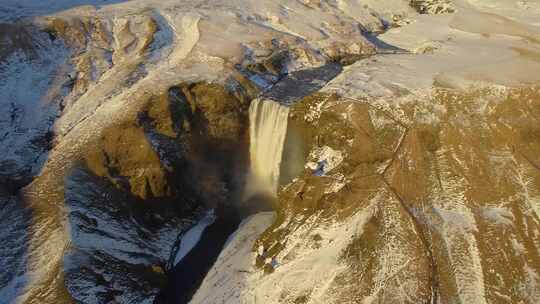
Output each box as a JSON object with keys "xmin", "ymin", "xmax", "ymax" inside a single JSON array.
[{"xmin": 251, "ymin": 87, "xmax": 540, "ymax": 303}]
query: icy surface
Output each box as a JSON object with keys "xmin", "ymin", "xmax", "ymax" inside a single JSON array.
[{"xmin": 173, "ymin": 210, "xmax": 216, "ymax": 266}]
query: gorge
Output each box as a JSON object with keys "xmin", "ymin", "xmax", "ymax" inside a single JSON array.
[{"xmin": 157, "ymin": 98, "xmax": 291, "ymax": 304}]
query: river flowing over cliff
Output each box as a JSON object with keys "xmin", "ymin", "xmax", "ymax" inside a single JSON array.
[{"xmin": 1, "ymin": 1, "xmax": 540, "ymax": 304}]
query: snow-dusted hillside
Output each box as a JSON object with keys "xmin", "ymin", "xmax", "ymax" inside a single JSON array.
[{"xmin": 0, "ymin": 0, "xmax": 539, "ymax": 303}]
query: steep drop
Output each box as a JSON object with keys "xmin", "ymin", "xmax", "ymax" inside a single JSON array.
[
  {"xmin": 245, "ymin": 99, "xmax": 289, "ymax": 198},
  {"xmin": 157, "ymin": 98, "xmax": 289, "ymax": 303}
]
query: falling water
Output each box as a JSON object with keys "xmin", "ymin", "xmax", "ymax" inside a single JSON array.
[{"xmin": 245, "ymin": 99, "xmax": 289, "ymax": 198}]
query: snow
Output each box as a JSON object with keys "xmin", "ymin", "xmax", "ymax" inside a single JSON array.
[
  {"xmin": 173, "ymin": 209, "xmax": 216, "ymax": 266},
  {"xmin": 323, "ymin": 173, "xmax": 347, "ymax": 194},
  {"xmin": 243, "ymin": 207, "xmax": 373, "ymax": 304},
  {"xmin": 159, "ymin": 12, "xmax": 201, "ymax": 66},
  {"xmin": 466, "ymin": 0, "xmax": 540, "ymax": 26},
  {"xmin": 424, "ymin": 150, "xmax": 489, "ymax": 304},
  {"xmin": 2, "ymin": 0, "xmax": 540, "ymax": 303},
  {"xmin": 522, "ymin": 265, "xmax": 540, "ymax": 303},
  {"xmin": 190, "ymin": 212, "xmax": 275, "ymax": 304},
  {"xmin": 0, "ymin": 27, "xmax": 70, "ymax": 177},
  {"xmin": 191, "ymin": 206, "xmax": 376, "ymax": 304},
  {"xmin": 306, "ymin": 145, "xmax": 344, "ymax": 175},
  {"xmin": 0, "ymin": 0, "xmax": 133, "ymax": 22},
  {"xmin": 324, "ymin": 0, "xmax": 540, "ymax": 99},
  {"xmin": 480, "ymin": 206, "xmax": 515, "ymax": 227},
  {"xmin": 0, "ymin": 196, "xmax": 31, "ymax": 304},
  {"xmin": 532, "ymin": 196, "xmax": 540, "ymax": 224}
]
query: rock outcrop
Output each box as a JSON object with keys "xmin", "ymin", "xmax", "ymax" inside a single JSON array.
[{"xmin": 410, "ymin": 0, "xmax": 456, "ymax": 14}]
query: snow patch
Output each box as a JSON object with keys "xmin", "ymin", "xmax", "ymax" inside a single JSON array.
[
  {"xmin": 306, "ymin": 145, "xmax": 344, "ymax": 175},
  {"xmin": 192, "ymin": 205, "xmax": 375, "ymax": 304},
  {"xmin": 480, "ymin": 206, "xmax": 514, "ymax": 227},
  {"xmin": 190, "ymin": 212, "xmax": 275, "ymax": 304},
  {"xmin": 173, "ymin": 209, "xmax": 216, "ymax": 266}
]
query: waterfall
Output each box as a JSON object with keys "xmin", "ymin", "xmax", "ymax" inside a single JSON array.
[{"xmin": 245, "ymin": 99, "xmax": 289, "ymax": 198}]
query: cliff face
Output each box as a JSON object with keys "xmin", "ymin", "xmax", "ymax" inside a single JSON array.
[
  {"xmin": 191, "ymin": 1, "xmax": 540, "ymax": 303},
  {"xmin": 1, "ymin": 1, "xmax": 540, "ymax": 304},
  {"xmin": 0, "ymin": 11, "xmax": 255, "ymax": 301},
  {"xmin": 249, "ymin": 87, "xmax": 540, "ymax": 304},
  {"xmin": 63, "ymin": 84, "xmax": 253, "ymax": 303}
]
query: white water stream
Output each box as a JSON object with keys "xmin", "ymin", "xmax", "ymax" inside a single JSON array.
[
  {"xmin": 245, "ymin": 99, "xmax": 289, "ymax": 198},
  {"xmin": 173, "ymin": 99, "xmax": 288, "ymax": 267}
]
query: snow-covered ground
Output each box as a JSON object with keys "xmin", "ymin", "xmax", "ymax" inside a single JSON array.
[
  {"xmin": 0, "ymin": 25, "xmax": 70, "ymax": 182},
  {"xmin": 1, "ymin": 0, "xmax": 540, "ymax": 303},
  {"xmin": 190, "ymin": 212, "xmax": 276, "ymax": 304},
  {"xmin": 0, "ymin": 0, "xmax": 130, "ymax": 21},
  {"xmin": 324, "ymin": 0, "xmax": 540, "ymax": 99}
]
